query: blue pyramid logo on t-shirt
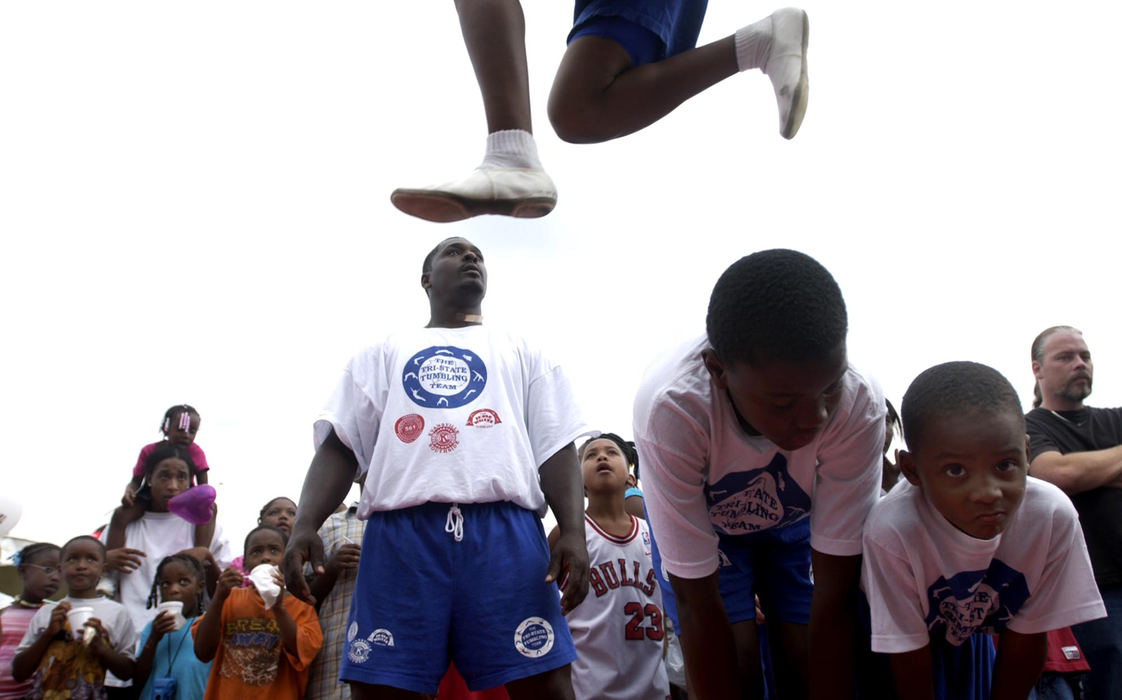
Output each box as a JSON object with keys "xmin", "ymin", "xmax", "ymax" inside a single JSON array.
[
  {"xmin": 704, "ymin": 453, "xmax": 812, "ymax": 535},
  {"xmin": 925, "ymin": 559, "xmax": 1031, "ymax": 646}
]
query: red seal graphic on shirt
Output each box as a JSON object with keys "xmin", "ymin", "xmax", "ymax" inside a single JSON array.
[
  {"xmin": 395, "ymin": 414, "xmax": 425, "ymax": 444},
  {"xmin": 466, "ymin": 408, "xmax": 501, "ymax": 428},
  {"xmin": 429, "ymin": 423, "xmax": 459, "ymax": 453}
]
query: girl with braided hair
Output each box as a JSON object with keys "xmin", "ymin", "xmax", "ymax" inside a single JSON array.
[{"xmin": 134, "ymin": 554, "xmax": 212, "ymax": 699}]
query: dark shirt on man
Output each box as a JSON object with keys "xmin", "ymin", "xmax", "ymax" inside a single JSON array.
[{"xmin": 1026, "ymin": 406, "xmax": 1122, "ymax": 589}]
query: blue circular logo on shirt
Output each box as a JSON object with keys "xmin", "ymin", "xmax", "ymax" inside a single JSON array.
[{"xmin": 402, "ymin": 346, "xmax": 487, "ymax": 409}]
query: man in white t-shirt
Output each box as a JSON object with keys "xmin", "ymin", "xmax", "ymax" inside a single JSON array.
[
  {"xmin": 283, "ymin": 237, "xmax": 591, "ymax": 700},
  {"xmin": 862, "ymin": 361, "xmax": 1105, "ymax": 699},
  {"xmin": 634, "ymin": 249, "xmax": 885, "ymax": 700}
]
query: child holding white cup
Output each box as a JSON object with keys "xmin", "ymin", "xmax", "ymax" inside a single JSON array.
[
  {"xmin": 134, "ymin": 554, "xmax": 212, "ymax": 699},
  {"xmin": 11, "ymin": 536, "xmax": 137, "ymax": 695}
]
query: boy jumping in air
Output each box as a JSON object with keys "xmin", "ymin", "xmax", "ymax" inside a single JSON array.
[{"xmin": 391, "ymin": 2, "xmax": 808, "ymax": 223}]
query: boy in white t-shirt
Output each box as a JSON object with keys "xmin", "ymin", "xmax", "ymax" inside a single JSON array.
[
  {"xmin": 283, "ymin": 237, "xmax": 592, "ymax": 699},
  {"xmin": 862, "ymin": 361, "xmax": 1106, "ymax": 700},
  {"xmin": 635, "ymin": 249, "xmax": 886, "ymax": 699}
]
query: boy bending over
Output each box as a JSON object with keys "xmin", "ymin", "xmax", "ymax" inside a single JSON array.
[
  {"xmin": 635, "ymin": 249, "xmax": 886, "ymax": 700},
  {"xmin": 862, "ymin": 361, "xmax": 1106, "ymax": 700}
]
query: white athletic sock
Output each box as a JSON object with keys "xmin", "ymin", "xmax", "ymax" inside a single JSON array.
[
  {"xmin": 480, "ymin": 129, "xmax": 542, "ymax": 170},
  {"xmin": 734, "ymin": 16, "xmax": 773, "ymax": 73}
]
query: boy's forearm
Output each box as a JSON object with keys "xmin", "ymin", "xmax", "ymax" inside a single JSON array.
[
  {"xmin": 539, "ymin": 444, "xmax": 583, "ymax": 533},
  {"xmin": 808, "ymin": 550, "xmax": 861, "ymax": 700},
  {"xmin": 272, "ymin": 602, "xmax": 299, "ymax": 654},
  {"xmin": 671, "ymin": 572, "xmax": 741, "ymax": 699},
  {"xmin": 889, "ymin": 647, "xmax": 935, "ymax": 700},
  {"xmin": 991, "ymin": 629, "xmax": 1046, "ymax": 700},
  {"xmin": 307, "ymin": 567, "xmax": 341, "ymax": 609},
  {"xmin": 97, "ymin": 646, "xmax": 135, "ymax": 680}
]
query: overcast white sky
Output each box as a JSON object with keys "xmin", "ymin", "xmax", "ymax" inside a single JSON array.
[{"xmin": 2, "ymin": 1, "xmax": 1120, "ymax": 552}]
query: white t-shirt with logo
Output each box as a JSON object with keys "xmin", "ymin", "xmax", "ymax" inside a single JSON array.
[
  {"xmin": 862, "ymin": 477, "xmax": 1106, "ymax": 654},
  {"xmin": 633, "ymin": 336, "xmax": 885, "ymax": 580},
  {"xmin": 568, "ymin": 515, "xmax": 670, "ymax": 700},
  {"xmin": 316, "ymin": 325, "xmax": 592, "ymax": 515}
]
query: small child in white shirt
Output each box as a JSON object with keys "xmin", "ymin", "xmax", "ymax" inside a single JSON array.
[{"xmin": 862, "ymin": 361, "xmax": 1106, "ymax": 699}]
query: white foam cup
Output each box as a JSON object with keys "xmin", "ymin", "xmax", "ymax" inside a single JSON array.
[
  {"xmin": 157, "ymin": 600, "xmax": 185, "ymax": 630},
  {"xmin": 67, "ymin": 606, "xmax": 95, "ymax": 643}
]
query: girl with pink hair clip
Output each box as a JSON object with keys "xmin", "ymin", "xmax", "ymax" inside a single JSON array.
[{"xmin": 110, "ymin": 405, "xmax": 215, "ymax": 553}]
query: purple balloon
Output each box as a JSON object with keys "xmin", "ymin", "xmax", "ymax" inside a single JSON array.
[{"xmin": 167, "ymin": 485, "xmax": 217, "ymax": 525}]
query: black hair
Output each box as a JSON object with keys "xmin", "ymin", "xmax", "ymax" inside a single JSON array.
[
  {"xmin": 59, "ymin": 535, "xmax": 107, "ymax": 561},
  {"xmin": 706, "ymin": 249, "xmax": 847, "ymax": 367},
  {"xmin": 244, "ymin": 524, "xmax": 289, "ymax": 553},
  {"xmin": 161, "ymin": 404, "xmax": 199, "ymax": 434},
  {"xmin": 579, "ymin": 433, "xmax": 639, "ymax": 476},
  {"xmin": 142, "ymin": 443, "xmax": 198, "ymax": 481},
  {"xmin": 901, "ymin": 361, "xmax": 1024, "ymax": 452},
  {"xmin": 886, "ymin": 398, "xmax": 901, "ymax": 434},
  {"xmin": 422, "ymin": 237, "xmax": 464, "ymax": 276},
  {"xmin": 15, "ymin": 542, "xmax": 60, "ymax": 571},
  {"xmin": 258, "ymin": 497, "xmax": 296, "ymax": 523},
  {"xmin": 422, "ymin": 241, "xmax": 443, "ymax": 276},
  {"xmin": 145, "ymin": 553, "xmax": 207, "ymax": 615},
  {"xmin": 1030, "ymin": 326, "xmax": 1083, "ymax": 408}
]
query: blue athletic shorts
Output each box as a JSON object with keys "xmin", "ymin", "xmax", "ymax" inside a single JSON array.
[
  {"xmin": 337, "ymin": 502, "xmax": 576, "ymax": 694},
  {"xmin": 651, "ymin": 516, "xmax": 813, "ymax": 634},
  {"xmin": 569, "ymin": 0, "xmax": 709, "ymax": 67}
]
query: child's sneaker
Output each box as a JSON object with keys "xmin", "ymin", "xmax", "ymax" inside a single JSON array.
[
  {"xmin": 764, "ymin": 8, "xmax": 809, "ymax": 140},
  {"xmin": 391, "ymin": 167, "xmax": 557, "ymax": 223}
]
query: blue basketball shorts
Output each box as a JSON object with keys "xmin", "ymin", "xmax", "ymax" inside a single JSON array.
[
  {"xmin": 651, "ymin": 516, "xmax": 813, "ymax": 633},
  {"xmin": 569, "ymin": 0, "xmax": 709, "ymax": 67},
  {"xmin": 337, "ymin": 501, "xmax": 576, "ymax": 694}
]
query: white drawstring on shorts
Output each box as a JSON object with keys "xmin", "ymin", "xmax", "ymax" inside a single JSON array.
[{"xmin": 445, "ymin": 503, "xmax": 464, "ymax": 542}]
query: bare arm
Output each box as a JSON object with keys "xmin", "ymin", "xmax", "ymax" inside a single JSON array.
[
  {"xmin": 669, "ymin": 571, "xmax": 742, "ymax": 699},
  {"xmin": 808, "ymin": 550, "xmax": 862, "ymax": 700},
  {"xmin": 889, "ymin": 646, "xmax": 935, "ymax": 700},
  {"xmin": 539, "ymin": 443, "xmax": 589, "ymax": 614},
  {"xmin": 283, "ymin": 429, "xmax": 357, "ymax": 604},
  {"xmin": 625, "ymin": 495, "xmax": 647, "ymax": 519},
  {"xmin": 132, "ymin": 612, "xmax": 177, "ymax": 687},
  {"xmin": 270, "ymin": 574, "xmax": 300, "ymax": 656},
  {"xmin": 991, "ymin": 629, "xmax": 1047, "ymax": 700},
  {"xmin": 1029, "ymin": 445, "xmax": 1122, "ymax": 494},
  {"xmin": 12, "ymin": 602, "xmax": 69, "ymax": 681},
  {"xmin": 87, "ymin": 617, "xmax": 135, "ymax": 680},
  {"xmin": 307, "ymin": 543, "xmax": 361, "ymax": 611},
  {"xmin": 193, "ymin": 567, "xmax": 241, "ymax": 662}
]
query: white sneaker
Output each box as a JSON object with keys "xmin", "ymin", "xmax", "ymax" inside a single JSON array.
[
  {"xmin": 764, "ymin": 8, "xmax": 809, "ymax": 140},
  {"xmin": 391, "ymin": 167, "xmax": 558, "ymax": 223}
]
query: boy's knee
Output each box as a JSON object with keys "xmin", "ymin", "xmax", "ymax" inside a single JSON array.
[{"xmin": 547, "ymin": 98, "xmax": 597, "ymax": 145}]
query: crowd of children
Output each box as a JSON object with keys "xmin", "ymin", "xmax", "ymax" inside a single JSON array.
[
  {"xmin": 0, "ymin": 406, "xmax": 331, "ymax": 700},
  {"xmin": 1, "ymin": 243, "xmax": 1113, "ymax": 700}
]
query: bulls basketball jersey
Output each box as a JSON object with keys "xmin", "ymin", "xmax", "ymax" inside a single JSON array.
[{"xmin": 568, "ymin": 514, "xmax": 670, "ymax": 700}]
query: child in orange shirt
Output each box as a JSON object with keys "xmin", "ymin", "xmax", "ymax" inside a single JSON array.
[{"xmin": 192, "ymin": 526, "xmax": 321, "ymax": 699}]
